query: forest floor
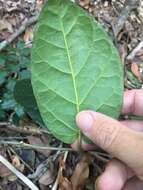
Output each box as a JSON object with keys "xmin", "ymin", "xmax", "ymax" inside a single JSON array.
[{"xmin": 0, "ymin": 0, "xmax": 143, "ymax": 189}]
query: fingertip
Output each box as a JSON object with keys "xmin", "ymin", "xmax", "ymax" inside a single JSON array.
[
  {"xmin": 95, "ymin": 159, "xmax": 130, "ymax": 190},
  {"xmin": 76, "ymin": 111, "xmax": 94, "ymax": 133},
  {"xmin": 96, "ymin": 174, "xmax": 120, "ymax": 190}
]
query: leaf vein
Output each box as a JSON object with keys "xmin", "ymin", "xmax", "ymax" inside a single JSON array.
[
  {"xmin": 38, "ymin": 37, "xmax": 65, "ymax": 49},
  {"xmin": 33, "ymin": 59, "xmax": 72, "ymax": 74},
  {"xmin": 34, "ymin": 74, "xmax": 76, "ymax": 105},
  {"xmin": 42, "ymin": 105, "xmax": 77, "ymax": 132},
  {"xmin": 60, "ymin": 18, "xmax": 79, "ymax": 113},
  {"xmin": 75, "ymin": 39, "xmax": 105, "ymax": 77},
  {"xmin": 79, "ymin": 57, "xmax": 112, "ymax": 105}
]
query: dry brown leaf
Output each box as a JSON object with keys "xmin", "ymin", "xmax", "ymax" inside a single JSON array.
[
  {"xmin": 119, "ymin": 44, "xmax": 127, "ymax": 64},
  {"xmin": 131, "ymin": 62, "xmax": 142, "ymax": 81},
  {"xmin": 23, "ymin": 28, "xmax": 33, "ymax": 44},
  {"xmin": 59, "ymin": 176, "xmax": 73, "ymax": 190},
  {"xmin": 71, "ymin": 154, "xmax": 92, "ymax": 190},
  {"xmin": 0, "ymin": 20, "xmax": 13, "ymax": 33},
  {"xmin": 78, "ymin": 0, "xmax": 90, "ymax": 7},
  {"xmin": 11, "ymin": 155, "xmax": 21, "ymax": 168},
  {"xmin": 27, "ymin": 136, "xmax": 51, "ymax": 157},
  {"xmin": 8, "ymin": 174, "xmax": 17, "ymax": 182},
  {"xmin": 39, "ymin": 168, "xmax": 54, "ymax": 185},
  {"xmin": 7, "ymin": 155, "xmax": 25, "ymax": 182},
  {"xmin": 36, "ymin": 0, "xmax": 44, "ymax": 10},
  {"xmin": 0, "ymin": 163, "xmax": 12, "ymax": 178},
  {"xmin": 11, "ymin": 155, "xmax": 24, "ymax": 172},
  {"xmin": 0, "ymin": 148, "xmax": 12, "ymax": 178}
]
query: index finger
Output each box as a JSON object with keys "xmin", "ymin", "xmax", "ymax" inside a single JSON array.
[{"xmin": 122, "ymin": 89, "xmax": 143, "ymax": 116}]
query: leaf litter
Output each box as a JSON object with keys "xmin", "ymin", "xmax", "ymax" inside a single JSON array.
[{"xmin": 0, "ymin": 0, "xmax": 143, "ymax": 189}]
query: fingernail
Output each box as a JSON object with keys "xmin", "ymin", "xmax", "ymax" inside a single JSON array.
[{"xmin": 76, "ymin": 111, "xmax": 94, "ymax": 132}]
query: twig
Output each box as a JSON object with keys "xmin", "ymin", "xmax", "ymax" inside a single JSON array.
[
  {"xmin": 9, "ymin": 147, "xmax": 34, "ymax": 173},
  {"xmin": 0, "ymin": 122, "xmax": 50, "ymax": 135},
  {"xmin": 0, "ymin": 137, "xmax": 27, "ymax": 140},
  {"xmin": 0, "ymin": 155, "xmax": 39, "ymax": 190},
  {"xmin": 127, "ymin": 40, "xmax": 143, "ymax": 60},
  {"xmin": 0, "ymin": 140, "xmax": 73, "ymax": 151},
  {"xmin": 90, "ymin": 151, "xmax": 110, "ymax": 162},
  {"xmin": 95, "ymin": 151, "xmax": 112, "ymax": 158},
  {"xmin": 52, "ymin": 151, "xmax": 68, "ymax": 190},
  {"xmin": 52, "ymin": 143, "xmax": 63, "ymax": 162},
  {"xmin": 0, "ymin": 14, "xmax": 39, "ymax": 51},
  {"xmin": 94, "ymin": 162, "xmax": 103, "ymax": 174},
  {"xmin": 28, "ymin": 159, "xmax": 50, "ymax": 180}
]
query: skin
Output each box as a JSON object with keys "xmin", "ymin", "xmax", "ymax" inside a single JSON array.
[{"xmin": 75, "ymin": 89, "xmax": 143, "ymax": 190}]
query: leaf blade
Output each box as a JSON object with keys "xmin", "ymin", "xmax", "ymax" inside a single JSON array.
[{"xmin": 31, "ymin": 0, "xmax": 123, "ymax": 144}]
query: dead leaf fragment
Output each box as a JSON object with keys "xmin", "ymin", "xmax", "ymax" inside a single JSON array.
[
  {"xmin": 8, "ymin": 174, "xmax": 17, "ymax": 182},
  {"xmin": 36, "ymin": 0, "xmax": 44, "ymax": 10},
  {"xmin": 0, "ymin": 20, "xmax": 13, "ymax": 33},
  {"xmin": 24, "ymin": 28, "xmax": 33, "ymax": 44},
  {"xmin": 7, "ymin": 155, "xmax": 25, "ymax": 182},
  {"xmin": 0, "ymin": 148, "xmax": 12, "ymax": 178},
  {"xmin": 71, "ymin": 154, "xmax": 92, "ymax": 190},
  {"xmin": 78, "ymin": 0, "xmax": 90, "ymax": 7},
  {"xmin": 12, "ymin": 155, "xmax": 21, "ymax": 168},
  {"xmin": 131, "ymin": 62, "xmax": 142, "ymax": 81},
  {"xmin": 39, "ymin": 169, "xmax": 54, "ymax": 186},
  {"xmin": 27, "ymin": 136, "xmax": 51, "ymax": 157},
  {"xmin": 59, "ymin": 176, "xmax": 72, "ymax": 190},
  {"xmin": 0, "ymin": 163, "xmax": 12, "ymax": 178},
  {"xmin": 11, "ymin": 155, "xmax": 24, "ymax": 172}
]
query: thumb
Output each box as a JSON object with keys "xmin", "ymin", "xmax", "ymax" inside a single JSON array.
[{"xmin": 76, "ymin": 111, "xmax": 143, "ymax": 180}]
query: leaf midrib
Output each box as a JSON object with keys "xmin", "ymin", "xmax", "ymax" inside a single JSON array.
[{"xmin": 60, "ymin": 19, "xmax": 79, "ymax": 113}]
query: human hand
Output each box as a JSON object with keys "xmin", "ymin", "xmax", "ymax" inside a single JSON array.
[{"xmin": 76, "ymin": 89, "xmax": 143, "ymax": 190}]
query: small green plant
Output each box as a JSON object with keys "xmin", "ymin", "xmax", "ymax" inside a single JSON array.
[
  {"xmin": 0, "ymin": 41, "xmax": 31, "ymax": 122},
  {"xmin": 31, "ymin": 0, "xmax": 124, "ymax": 144}
]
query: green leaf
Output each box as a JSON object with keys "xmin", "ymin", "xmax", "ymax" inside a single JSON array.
[
  {"xmin": 15, "ymin": 106, "xmax": 25, "ymax": 117},
  {"xmin": 7, "ymin": 54, "xmax": 18, "ymax": 63},
  {"xmin": 0, "ymin": 71, "xmax": 7, "ymax": 85},
  {"xmin": 1, "ymin": 99, "xmax": 16, "ymax": 110},
  {"xmin": 14, "ymin": 79, "xmax": 44, "ymax": 126},
  {"xmin": 16, "ymin": 40, "xmax": 25, "ymax": 50},
  {"xmin": 19, "ymin": 70, "xmax": 31, "ymax": 79},
  {"xmin": 0, "ymin": 56, "xmax": 6, "ymax": 66},
  {"xmin": 31, "ymin": 0, "xmax": 124, "ymax": 144},
  {"xmin": 19, "ymin": 56, "xmax": 31, "ymax": 67},
  {"xmin": 6, "ymin": 79, "xmax": 16, "ymax": 92}
]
